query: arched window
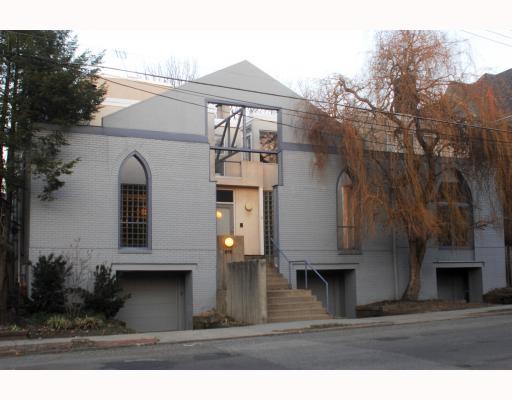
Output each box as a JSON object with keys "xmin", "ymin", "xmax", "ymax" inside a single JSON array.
[
  {"xmin": 337, "ymin": 171, "xmax": 358, "ymax": 250},
  {"xmin": 437, "ymin": 170, "xmax": 473, "ymax": 248},
  {"xmin": 119, "ymin": 153, "xmax": 150, "ymax": 248}
]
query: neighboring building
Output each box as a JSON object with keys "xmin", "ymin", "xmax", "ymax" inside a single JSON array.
[
  {"xmin": 89, "ymin": 75, "xmax": 172, "ymax": 126},
  {"xmin": 28, "ymin": 61, "xmax": 509, "ymax": 332}
]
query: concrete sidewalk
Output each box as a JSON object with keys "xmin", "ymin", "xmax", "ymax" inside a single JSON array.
[{"xmin": 1, "ymin": 304, "xmax": 512, "ymax": 357}]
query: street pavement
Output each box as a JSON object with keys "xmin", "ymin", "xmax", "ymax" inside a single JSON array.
[{"xmin": 1, "ymin": 307, "xmax": 512, "ymax": 369}]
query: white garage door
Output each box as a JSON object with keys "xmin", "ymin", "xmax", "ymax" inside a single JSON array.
[{"xmin": 116, "ymin": 271, "xmax": 185, "ymax": 332}]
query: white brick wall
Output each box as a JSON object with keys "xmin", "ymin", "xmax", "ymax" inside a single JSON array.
[
  {"xmin": 29, "ymin": 131, "xmax": 217, "ymax": 313},
  {"xmin": 276, "ymin": 149, "xmax": 508, "ymax": 304}
]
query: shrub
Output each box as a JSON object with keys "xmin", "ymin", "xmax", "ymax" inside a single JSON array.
[
  {"xmin": 30, "ymin": 254, "xmax": 72, "ymax": 313},
  {"xmin": 28, "ymin": 311, "xmax": 52, "ymax": 325},
  {"xmin": 45, "ymin": 315, "xmax": 73, "ymax": 330},
  {"xmin": 83, "ymin": 265, "xmax": 130, "ymax": 318},
  {"xmin": 73, "ymin": 315, "xmax": 104, "ymax": 330},
  {"xmin": 483, "ymin": 287, "xmax": 512, "ymax": 304}
]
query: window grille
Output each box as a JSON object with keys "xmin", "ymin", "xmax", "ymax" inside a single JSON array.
[
  {"xmin": 120, "ymin": 183, "xmax": 148, "ymax": 247},
  {"xmin": 264, "ymin": 191, "xmax": 274, "ymax": 256},
  {"xmin": 437, "ymin": 173, "xmax": 473, "ymax": 248},
  {"xmin": 337, "ymin": 172, "xmax": 359, "ymax": 250}
]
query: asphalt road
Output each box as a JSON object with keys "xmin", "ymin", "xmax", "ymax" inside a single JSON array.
[{"xmin": 2, "ymin": 312, "xmax": 512, "ymax": 369}]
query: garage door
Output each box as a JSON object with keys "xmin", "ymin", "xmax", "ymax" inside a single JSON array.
[
  {"xmin": 297, "ymin": 269, "xmax": 356, "ymax": 318},
  {"xmin": 437, "ymin": 268, "xmax": 469, "ymax": 302},
  {"xmin": 116, "ymin": 271, "xmax": 185, "ymax": 332}
]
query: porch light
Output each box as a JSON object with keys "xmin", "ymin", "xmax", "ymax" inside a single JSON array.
[
  {"xmin": 224, "ymin": 236, "xmax": 235, "ymax": 248},
  {"xmin": 216, "ymin": 210, "xmax": 223, "ymax": 219}
]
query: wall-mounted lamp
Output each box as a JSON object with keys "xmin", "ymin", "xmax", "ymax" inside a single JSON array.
[
  {"xmin": 216, "ymin": 210, "xmax": 223, "ymax": 219},
  {"xmin": 244, "ymin": 202, "xmax": 253, "ymax": 212},
  {"xmin": 224, "ymin": 236, "xmax": 235, "ymax": 248}
]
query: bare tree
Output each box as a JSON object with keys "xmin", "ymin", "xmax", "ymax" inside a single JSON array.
[
  {"xmin": 141, "ymin": 56, "xmax": 198, "ymax": 87},
  {"xmin": 304, "ymin": 31, "xmax": 512, "ymax": 300}
]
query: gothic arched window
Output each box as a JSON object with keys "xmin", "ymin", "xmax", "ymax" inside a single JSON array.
[
  {"xmin": 437, "ymin": 170, "xmax": 473, "ymax": 248},
  {"xmin": 337, "ymin": 171, "xmax": 358, "ymax": 250},
  {"xmin": 120, "ymin": 153, "xmax": 151, "ymax": 248}
]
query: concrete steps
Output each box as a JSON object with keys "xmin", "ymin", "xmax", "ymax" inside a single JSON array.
[
  {"xmin": 267, "ymin": 313, "xmax": 331, "ymax": 323},
  {"xmin": 267, "ymin": 289, "xmax": 314, "ymax": 298},
  {"xmin": 266, "ymin": 265, "xmax": 331, "ymax": 323},
  {"xmin": 267, "ymin": 300, "xmax": 326, "ymax": 312}
]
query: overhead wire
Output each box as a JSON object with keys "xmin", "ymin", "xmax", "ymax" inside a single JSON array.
[
  {"xmin": 3, "ymin": 29, "xmax": 512, "ymax": 148},
  {"xmin": 3, "ymin": 29, "xmax": 512, "ymax": 136},
  {"xmin": 484, "ymin": 30, "xmax": 512, "ymax": 41},
  {"xmin": 102, "ymin": 76, "xmax": 512, "ymax": 149},
  {"xmin": 461, "ymin": 30, "xmax": 512, "ymax": 48}
]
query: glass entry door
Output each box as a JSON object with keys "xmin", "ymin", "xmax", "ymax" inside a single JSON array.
[{"xmin": 216, "ymin": 204, "xmax": 234, "ymax": 235}]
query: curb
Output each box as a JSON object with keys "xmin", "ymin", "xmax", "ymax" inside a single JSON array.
[
  {"xmin": 2, "ymin": 305, "xmax": 511, "ymax": 358},
  {"xmin": 0, "ymin": 337, "xmax": 159, "ymax": 358}
]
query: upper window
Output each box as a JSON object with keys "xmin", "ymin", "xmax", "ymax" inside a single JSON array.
[
  {"xmin": 120, "ymin": 154, "xmax": 150, "ymax": 248},
  {"xmin": 259, "ymin": 131, "xmax": 277, "ymax": 163},
  {"xmin": 437, "ymin": 170, "xmax": 473, "ymax": 248},
  {"xmin": 337, "ymin": 171, "xmax": 358, "ymax": 250}
]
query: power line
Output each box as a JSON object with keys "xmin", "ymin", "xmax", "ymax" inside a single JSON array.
[
  {"xmin": 485, "ymin": 30, "xmax": 512, "ymax": 41},
  {"xmin": 100, "ymin": 76, "xmax": 400, "ymax": 149},
  {"xmin": 461, "ymin": 30, "xmax": 512, "ymax": 48},
  {"xmin": 102, "ymin": 76, "xmax": 512, "ymax": 148},
  {"xmin": 103, "ymin": 64, "xmax": 512, "ymax": 148},
  {"xmin": 159, "ymin": 78, "xmax": 512, "ymax": 147},
  {"xmin": 98, "ymin": 63, "xmax": 512, "ymax": 134},
  {"xmin": 3, "ymin": 30, "xmax": 512, "ymax": 137},
  {"xmin": 4, "ymin": 34, "xmax": 511, "ymax": 149}
]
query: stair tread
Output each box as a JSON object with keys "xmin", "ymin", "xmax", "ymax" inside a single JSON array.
[
  {"xmin": 268, "ymin": 309, "xmax": 330, "ymax": 315},
  {"xmin": 268, "ymin": 316, "xmax": 332, "ymax": 323},
  {"xmin": 265, "ymin": 262, "xmax": 330, "ymax": 323},
  {"xmin": 268, "ymin": 303, "xmax": 325, "ymax": 310}
]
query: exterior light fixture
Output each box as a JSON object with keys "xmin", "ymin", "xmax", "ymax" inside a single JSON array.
[
  {"xmin": 224, "ymin": 236, "xmax": 235, "ymax": 248},
  {"xmin": 244, "ymin": 202, "xmax": 253, "ymax": 212},
  {"xmin": 216, "ymin": 210, "xmax": 223, "ymax": 219}
]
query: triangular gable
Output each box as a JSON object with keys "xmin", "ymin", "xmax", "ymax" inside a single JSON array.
[{"xmin": 102, "ymin": 60, "xmax": 305, "ymax": 135}]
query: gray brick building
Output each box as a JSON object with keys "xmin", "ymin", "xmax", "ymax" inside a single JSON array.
[{"xmin": 28, "ymin": 61, "xmax": 508, "ymax": 332}]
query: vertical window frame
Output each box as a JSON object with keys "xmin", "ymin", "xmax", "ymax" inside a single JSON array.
[
  {"xmin": 118, "ymin": 151, "xmax": 152, "ymax": 252},
  {"xmin": 216, "ymin": 189, "xmax": 235, "ymax": 236},
  {"xmin": 437, "ymin": 170, "xmax": 474, "ymax": 250},
  {"xmin": 337, "ymin": 171, "xmax": 360, "ymax": 252}
]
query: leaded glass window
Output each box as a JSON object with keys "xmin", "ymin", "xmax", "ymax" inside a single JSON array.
[{"xmin": 120, "ymin": 155, "xmax": 149, "ymax": 248}]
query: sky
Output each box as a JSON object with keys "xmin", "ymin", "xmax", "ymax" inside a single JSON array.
[
  {"xmin": 8, "ymin": 1, "xmax": 512, "ymax": 89},
  {"xmin": 74, "ymin": 29, "xmax": 512, "ymax": 90}
]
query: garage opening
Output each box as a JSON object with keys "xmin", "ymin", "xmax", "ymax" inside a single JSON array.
[
  {"xmin": 296, "ymin": 269, "xmax": 356, "ymax": 318},
  {"xmin": 436, "ymin": 267, "xmax": 483, "ymax": 303},
  {"xmin": 116, "ymin": 271, "xmax": 190, "ymax": 332}
]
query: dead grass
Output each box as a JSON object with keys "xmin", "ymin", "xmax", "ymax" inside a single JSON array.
[
  {"xmin": 193, "ymin": 309, "xmax": 247, "ymax": 329},
  {"xmin": 483, "ymin": 287, "xmax": 512, "ymax": 304},
  {"xmin": 357, "ymin": 299, "xmax": 489, "ymax": 318}
]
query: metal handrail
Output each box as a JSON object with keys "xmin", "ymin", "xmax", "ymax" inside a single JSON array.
[
  {"xmin": 270, "ymin": 239, "xmax": 330, "ymax": 315},
  {"xmin": 270, "ymin": 238, "xmax": 293, "ymax": 285}
]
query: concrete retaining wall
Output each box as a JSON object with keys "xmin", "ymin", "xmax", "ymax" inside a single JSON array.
[{"xmin": 225, "ymin": 259, "xmax": 267, "ymax": 324}]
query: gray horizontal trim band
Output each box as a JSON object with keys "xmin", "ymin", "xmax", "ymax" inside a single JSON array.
[
  {"xmin": 434, "ymin": 261, "xmax": 484, "ymax": 268},
  {"xmin": 111, "ymin": 263, "xmax": 197, "ymax": 272},
  {"xmin": 293, "ymin": 264, "xmax": 358, "ymax": 271},
  {"xmin": 281, "ymin": 142, "xmax": 338, "ymax": 154},
  {"xmin": 38, "ymin": 124, "xmax": 209, "ymax": 144}
]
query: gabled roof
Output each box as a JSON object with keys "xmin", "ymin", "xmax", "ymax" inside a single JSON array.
[
  {"xmin": 102, "ymin": 60, "xmax": 304, "ymax": 134},
  {"xmin": 190, "ymin": 60, "xmax": 301, "ymax": 99}
]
